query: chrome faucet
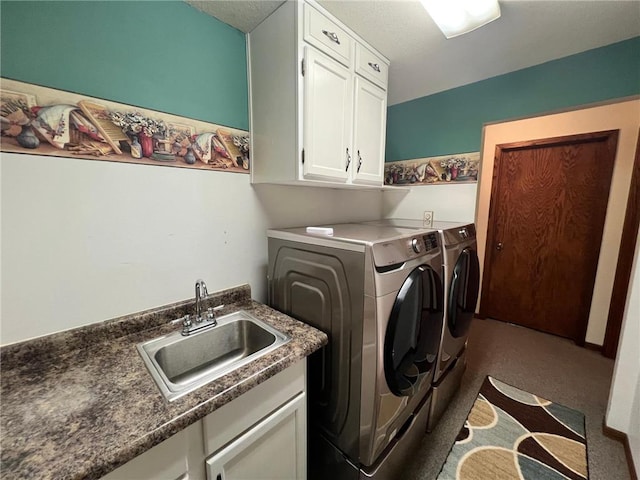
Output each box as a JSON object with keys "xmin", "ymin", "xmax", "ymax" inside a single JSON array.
[
  {"xmin": 195, "ymin": 279, "xmax": 208, "ymax": 320},
  {"xmin": 182, "ymin": 279, "xmax": 219, "ymax": 335}
]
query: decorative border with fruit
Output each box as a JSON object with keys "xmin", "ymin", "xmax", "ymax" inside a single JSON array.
[
  {"xmin": 0, "ymin": 78, "xmax": 250, "ymax": 174},
  {"xmin": 384, "ymin": 152, "xmax": 480, "ymax": 186}
]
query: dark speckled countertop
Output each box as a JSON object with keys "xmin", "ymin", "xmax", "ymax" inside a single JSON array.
[{"xmin": 0, "ymin": 284, "xmax": 327, "ymax": 480}]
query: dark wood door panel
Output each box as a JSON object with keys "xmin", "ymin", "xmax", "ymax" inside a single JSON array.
[{"xmin": 481, "ymin": 131, "xmax": 619, "ymax": 343}]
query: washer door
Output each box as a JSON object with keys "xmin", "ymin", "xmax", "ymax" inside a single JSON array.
[
  {"xmin": 448, "ymin": 247, "xmax": 480, "ymax": 338},
  {"xmin": 384, "ymin": 264, "xmax": 444, "ymax": 397}
]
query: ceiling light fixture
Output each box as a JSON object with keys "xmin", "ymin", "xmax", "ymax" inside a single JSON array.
[{"xmin": 421, "ymin": 0, "xmax": 501, "ymax": 39}]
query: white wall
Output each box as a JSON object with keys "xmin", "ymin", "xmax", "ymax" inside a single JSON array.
[
  {"xmin": 476, "ymin": 99, "xmax": 640, "ymax": 345},
  {"xmin": 0, "ymin": 153, "xmax": 383, "ymax": 345},
  {"xmin": 629, "ymin": 369, "xmax": 640, "ymax": 474},
  {"xmin": 606, "ymin": 232, "xmax": 640, "ymax": 473},
  {"xmin": 383, "ymin": 183, "xmax": 477, "ymax": 223}
]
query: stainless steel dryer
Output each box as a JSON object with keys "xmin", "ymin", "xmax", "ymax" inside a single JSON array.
[
  {"xmin": 267, "ymin": 224, "xmax": 444, "ymax": 480},
  {"xmin": 428, "ymin": 221, "xmax": 480, "ymax": 430},
  {"xmin": 359, "ymin": 219, "xmax": 480, "ymax": 430}
]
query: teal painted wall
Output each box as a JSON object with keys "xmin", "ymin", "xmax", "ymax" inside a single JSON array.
[
  {"xmin": 0, "ymin": 1, "xmax": 248, "ymax": 130},
  {"xmin": 386, "ymin": 36, "xmax": 640, "ymax": 161}
]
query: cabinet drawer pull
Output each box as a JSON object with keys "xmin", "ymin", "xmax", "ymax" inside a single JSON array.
[
  {"xmin": 368, "ymin": 62, "xmax": 381, "ymax": 73},
  {"xmin": 322, "ymin": 29, "xmax": 341, "ymax": 45},
  {"xmin": 345, "ymin": 148, "xmax": 351, "ymax": 171},
  {"xmin": 357, "ymin": 150, "xmax": 363, "ymax": 172}
]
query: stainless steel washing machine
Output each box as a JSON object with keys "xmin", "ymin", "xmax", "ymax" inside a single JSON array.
[
  {"xmin": 359, "ymin": 219, "xmax": 480, "ymax": 430},
  {"xmin": 267, "ymin": 224, "xmax": 444, "ymax": 479},
  {"xmin": 428, "ymin": 221, "xmax": 479, "ymax": 430}
]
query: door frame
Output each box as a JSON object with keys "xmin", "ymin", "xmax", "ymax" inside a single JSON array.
[
  {"xmin": 602, "ymin": 128, "xmax": 640, "ymax": 358},
  {"xmin": 479, "ymin": 130, "xmax": 619, "ymax": 345}
]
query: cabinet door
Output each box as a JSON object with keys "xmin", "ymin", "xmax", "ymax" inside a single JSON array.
[
  {"xmin": 352, "ymin": 77, "xmax": 387, "ymax": 185},
  {"xmin": 303, "ymin": 47, "xmax": 353, "ymax": 183},
  {"xmin": 205, "ymin": 393, "xmax": 306, "ymax": 480},
  {"xmin": 100, "ymin": 422, "xmax": 200, "ymax": 480}
]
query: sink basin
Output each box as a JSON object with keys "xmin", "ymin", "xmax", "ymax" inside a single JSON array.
[{"xmin": 137, "ymin": 310, "xmax": 290, "ymax": 401}]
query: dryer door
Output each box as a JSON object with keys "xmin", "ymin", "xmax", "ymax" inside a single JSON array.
[
  {"xmin": 448, "ymin": 247, "xmax": 480, "ymax": 338},
  {"xmin": 384, "ymin": 264, "xmax": 443, "ymax": 397}
]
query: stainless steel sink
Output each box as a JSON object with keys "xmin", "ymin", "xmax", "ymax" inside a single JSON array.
[{"xmin": 137, "ymin": 310, "xmax": 290, "ymax": 401}]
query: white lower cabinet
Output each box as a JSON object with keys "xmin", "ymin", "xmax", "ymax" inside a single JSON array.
[
  {"xmin": 101, "ymin": 362, "xmax": 306, "ymax": 480},
  {"xmin": 205, "ymin": 393, "xmax": 306, "ymax": 480},
  {"xmin": 100, "ymin": 421, "xmax": 203, "ymax": 480},
  {"xmin": 202, "ymin": 361, "xmax": 307, "ymax": 480}
]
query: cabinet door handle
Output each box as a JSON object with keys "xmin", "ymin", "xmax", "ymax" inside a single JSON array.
[
  {"xmin": 368, "ymin": 62, "xmax": 381, "ymax": 73},
  {"xmin": 496, "ymin": 242, "xmax": 504, "ymax": 251},
  {"xmin": 357, "ymin": 150, "xmax": 363, "ymax": 172},
  {"xmin": 322, "ymin": 29, "xmax": 341, "ymax": 45},
  {"xmin": 345, "ymin": 148, "xmax": 351, "ymax": 171}
]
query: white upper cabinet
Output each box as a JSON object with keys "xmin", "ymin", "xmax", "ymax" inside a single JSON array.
[
  {"xmin": 352, "ymin": 77, "xmax": 387, "ymax": 185},
  {"xmin": 248, "ymin": 0, "xmax": 390, "ymax": 188},
  {"xmin": 303, "ymin": 47, "xmax": 353, "ymax": 182},
  {"xmin": 303, "ymin": 4, "xmax": 353, "ymax": 67},
  {"xmin": 355, "ymin": 43, "xmax": 389, "ymax": 90}
]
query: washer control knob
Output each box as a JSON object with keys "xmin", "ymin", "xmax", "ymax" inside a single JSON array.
[{"xmin": 411, "ymin": 238, "xmax": 422, "ymax": 253}]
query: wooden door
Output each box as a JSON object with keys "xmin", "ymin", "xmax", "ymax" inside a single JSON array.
[{"xmin": 480, "ymin": 130, "xmax": 619, "ymax": 344}]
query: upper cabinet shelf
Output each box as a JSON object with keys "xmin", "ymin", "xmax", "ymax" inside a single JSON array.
[{"xmin": 248, "ymin": 0, "xmax": 390, "ymax": 188}]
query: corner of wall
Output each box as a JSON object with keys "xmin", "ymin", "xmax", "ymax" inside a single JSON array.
[{"xmin": 605, "ymin": 231, "xmax": 640, "ymax": 433}]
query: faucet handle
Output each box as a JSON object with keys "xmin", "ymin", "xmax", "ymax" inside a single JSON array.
[
  {"xmin": 181, "ymin": 315, "xmax": 193, "ymax": 335},
  {"xmin": 204, "ymin": 307, "xmax": 218, "ymax": 327}
]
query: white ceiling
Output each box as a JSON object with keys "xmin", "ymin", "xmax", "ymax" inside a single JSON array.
[{"xmin": 187, "ymin": 0, "xmax": 640, "ymax": 106}]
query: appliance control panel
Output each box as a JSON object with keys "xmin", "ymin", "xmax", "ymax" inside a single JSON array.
[
  {"xmin": 423, "ymin": 233, "xmax": 439, "ymax": 252},
  {"xmin": 442, "ymin": 224, "xmax": 477, "ymax": 245},
  {"xmin": 372, "ymin": 234, "xmax": 440, "ymax": 267}
]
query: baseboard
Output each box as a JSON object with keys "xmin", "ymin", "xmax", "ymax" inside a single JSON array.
[
  {"xmin": 603, "ymin": 424, "xmax": 638, "ymax": 480},
  {"xmin": 584, "ymin": 342, "xmax": 602, "ymax": 352}
]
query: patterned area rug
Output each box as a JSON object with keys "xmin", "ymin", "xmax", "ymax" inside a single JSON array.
[{"xmin": 438, "ymin": 376, "xmax": 588, "ymax": 480}]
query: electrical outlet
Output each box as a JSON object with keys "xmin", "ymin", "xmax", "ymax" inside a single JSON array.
[{"xmin": 423, "ymin": 210, "xmax": 434, "ymax": 227}]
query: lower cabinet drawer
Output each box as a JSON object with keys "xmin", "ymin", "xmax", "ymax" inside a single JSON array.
[
  {"xmin": 202, "ymin": 361, "xmax": 305, "ymax": 455},
  {"xmin": 205, "ymin": 393, "xmax": 307, "ymax": 480}
]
